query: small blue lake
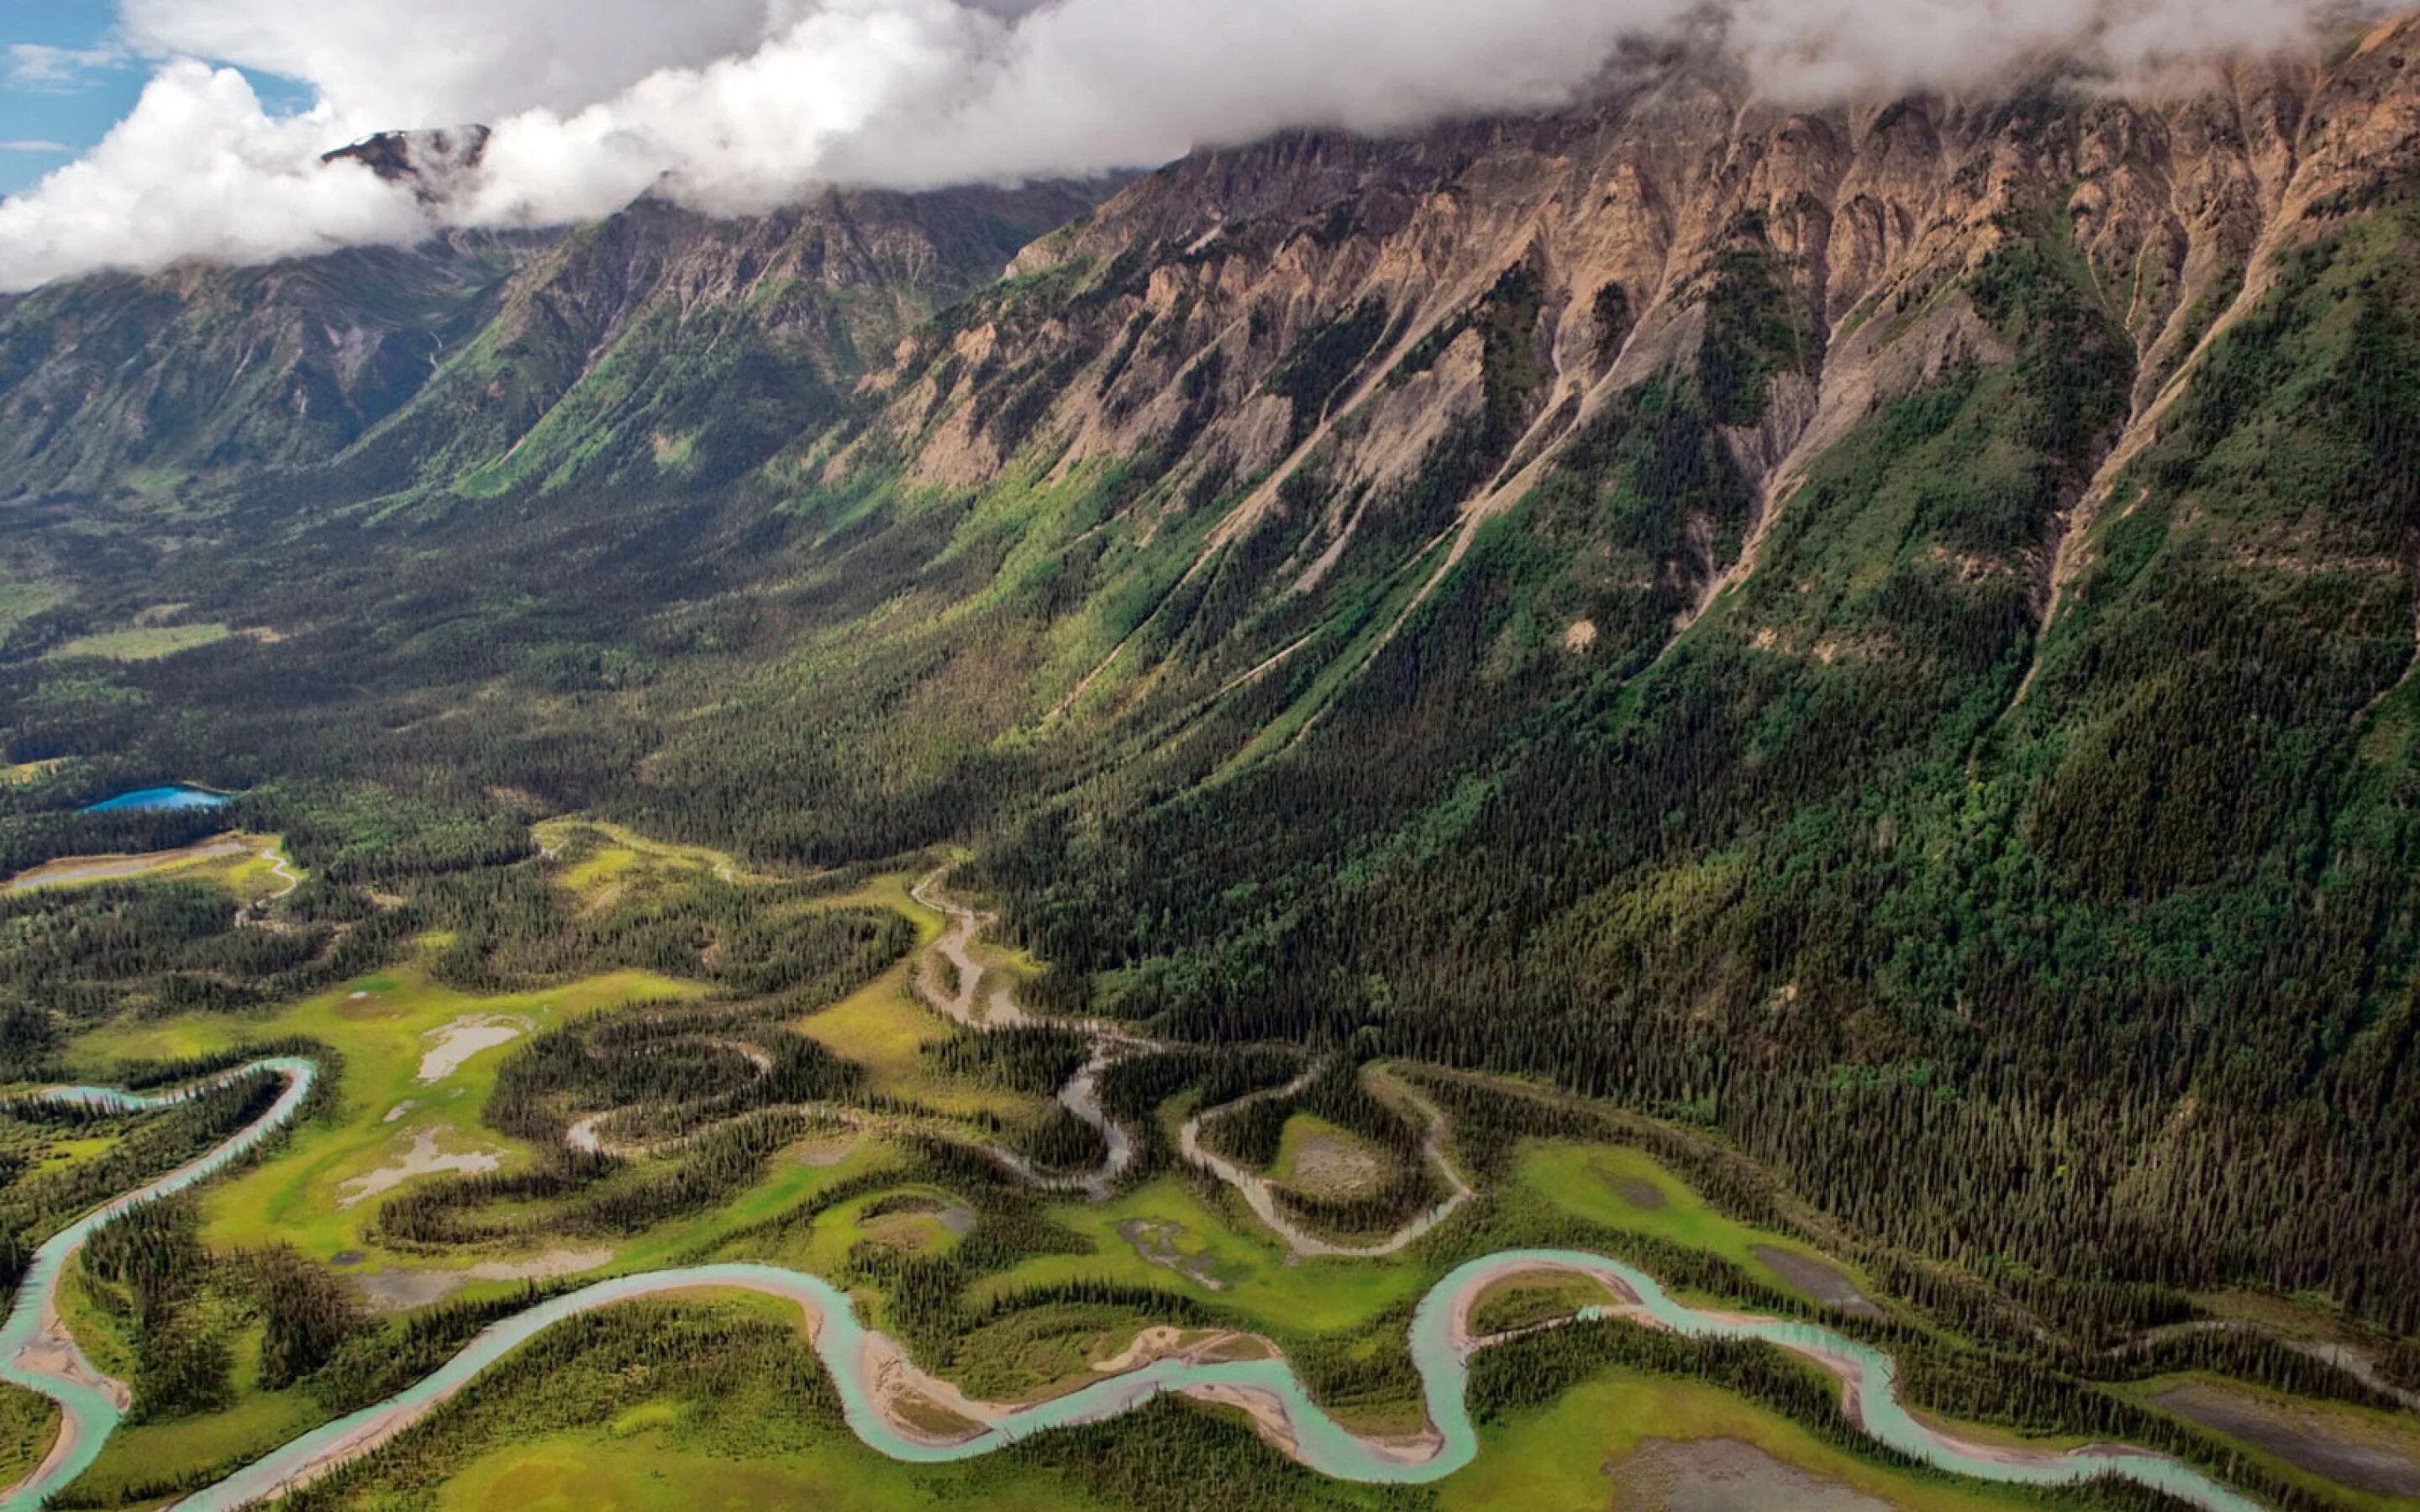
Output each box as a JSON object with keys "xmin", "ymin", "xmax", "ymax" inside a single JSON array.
[{"xmin": 82, "ymin": 785, "xmax": 232, "ymax": 815}]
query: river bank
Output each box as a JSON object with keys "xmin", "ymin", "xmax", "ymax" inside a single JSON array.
[{"xmin": 0, "ymin": 1057, "xmax": 2269, "ymax": 1512}]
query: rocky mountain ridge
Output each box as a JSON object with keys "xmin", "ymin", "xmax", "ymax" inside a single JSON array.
[
  {"xmin": 850, "ymin": 18, "xmax": 2418, "ymax": 636},
  {"xmin": 0, "ymin": 176, "xmax": 1102, "ymax": 502}
]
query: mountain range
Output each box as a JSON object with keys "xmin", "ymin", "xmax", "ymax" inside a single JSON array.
[{"xmin": 4, "ymin": 16, "xmax": 2419, "ymax": 1331}]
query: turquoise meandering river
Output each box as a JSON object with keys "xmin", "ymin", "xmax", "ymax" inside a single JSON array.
[
  {"xmin": 0, "ymin": 1059, "xmax": 317, "ymax": 1508},
  {"xmin": 0, "ymin": 1060, "xmax": 2267, "ymax": 1512}
]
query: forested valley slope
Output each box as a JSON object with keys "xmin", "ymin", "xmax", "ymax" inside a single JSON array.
[{"xmin": 3, "ymin": 16, "xmax": 2420, "ymax": 1510}]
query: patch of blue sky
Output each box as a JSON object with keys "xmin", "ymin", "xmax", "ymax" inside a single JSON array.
[{"xmin": 0, "ymin": 1, "xmax": 313, "ymax": 196}]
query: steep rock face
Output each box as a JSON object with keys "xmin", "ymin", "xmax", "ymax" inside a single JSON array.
[{"xmin": 860, "ymin": 29, "xmax": 2418, "ymax": 629}]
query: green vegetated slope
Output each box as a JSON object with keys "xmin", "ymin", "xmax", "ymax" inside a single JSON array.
[{"xmin": 3, "ymin": 22, "xmax": 2420, "ymax": 1509}]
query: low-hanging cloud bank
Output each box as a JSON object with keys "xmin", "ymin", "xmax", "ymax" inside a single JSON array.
[{"xmin": 0, "ymin": 0, "xmax": 2382, "ymax": 291}]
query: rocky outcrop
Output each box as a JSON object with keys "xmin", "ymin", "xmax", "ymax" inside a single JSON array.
[{"xmin": 852, "ymin": 19, "xmax": 2420, "ymax": 639}]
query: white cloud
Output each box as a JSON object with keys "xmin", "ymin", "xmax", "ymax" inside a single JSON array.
[
  {"xmin": 116, "ymin": 0, "xmax": 801, "ymax": 132},
  {"xmin": 454, "ymin": 0, "xmax": 2377, "ymax": 227},
  {"xmin": 7, "ymin": 42, "xmax": 130, "ymax": 93},
  {"xmin": 0, "ymin": 140, "xmax": 72, "ymax": 155},
  {"xmin": 1716, "ymin": 0, "xmax": 2343, "ymax": 100},
  {"xmin": 0, "ymin": 60, "xmax": 421, "ymax": 290},
  {"xmin": 0, "ymin": 0, "xmax": 2381, "ymax": 290}
]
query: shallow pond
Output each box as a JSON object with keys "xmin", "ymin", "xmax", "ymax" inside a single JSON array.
[{"xmin": 79, "ymin": 786, "xmax": 230, "ymax": 815}]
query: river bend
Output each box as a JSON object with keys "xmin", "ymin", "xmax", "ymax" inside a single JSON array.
[{"xmin": 0, "ymin": 1058, "xmax": 2269, "ymax": 1512}]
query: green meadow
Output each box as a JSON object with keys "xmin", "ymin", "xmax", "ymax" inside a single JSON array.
[
  {"xmin": 8, "ymin": 827, "xmax": 2391, "ymax": 1512},
  {"xmin": 51, "ymin": 622, "xmax": 234, "ymax": 661},
  {"xmin": 1444, "ymin": 1371, "xmax": 2058, "ymax": 1512},
  {"xmin": 73, "ymin": 959, "xmax": 705, "ymax": 1268},
  {"xmin": 1516, "ymin": 1141, "xmax": 1886, "ymax": 1309},
  {"xmin": 973, "ymin": 1175, "xmax": 1431, "ymax": 1335}
]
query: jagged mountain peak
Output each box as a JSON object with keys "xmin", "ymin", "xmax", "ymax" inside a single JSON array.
[{"xmin": 323, "ymin": 125, "xmax": 494, "ymax": 205}]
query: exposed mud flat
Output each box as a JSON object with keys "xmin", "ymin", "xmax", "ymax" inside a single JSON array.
[
  {"xmin": 6, "ymin": 839, "xmax": 248, "ymax": 893},
  {"xmin": 861, "ymin": 1195, "xmax": 974, "ymax": 1253},
  {"xmin": 795, "ymin": 1129, "xmax": 862, "ymax": 1167},
  {"xmin": 417, "ymin": 1016, "xmax": 525, "ymax": 1083},
  {"xmin": 1118, "ymin": 1219, "xmax": 1225, "ymax": 1290},
  {"xmin": 1608, "ymin": 1436, "xmax": 1892, "ymax": 1511},
  {"xmin": 1750, "ymin": 1245, "xmax": 1885, "ymax": 1320},
  {"xmin": 336, "ymin": 1129, "xmax": 504, "ymax": 1209},
  {"xmin": 348, "ymin": 1249, "xmax": 613, "ymax": 1312},
  {"xmin": 335, "ymin": 990, "xmax": 407, "ymax": 1022},
  {"xmin": 350, "ymin": 1269, "xmax": 466, "ymax": 1310},
  {"xmin": 1612, "ymin": 1177, "xmax": 1665, "ymax": 1210},
  {"xmin": 467, "ymin": 1249, "xmax": 612, "ymax": 1282},
  {"xmin": 2154, "ymin": 1383, "xmax": 2420, "ymax": 1496}
]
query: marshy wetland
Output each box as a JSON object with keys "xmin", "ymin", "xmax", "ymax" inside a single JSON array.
[{"xmin": 0, "ymin": 811, "xmax": 2411, "ymax": 1512}]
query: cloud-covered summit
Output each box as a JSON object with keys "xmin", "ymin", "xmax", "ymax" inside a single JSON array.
[{"xmin": 0, "ymin": 0, "xmax": 2378, "ymax": 291}]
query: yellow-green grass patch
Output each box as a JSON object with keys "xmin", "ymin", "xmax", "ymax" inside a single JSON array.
[
  {"xmin": 807, "ymin": 1191, "xmax": 926, "ymax": 1280},
  {"xmin": 1441, "ymin": 1368, "xmax": 2058, "ymax": 1512},
  {"xmin": 135, "ymin": 832, "xmax": 294, "ymax": 906},
  {"xmin": 856, "ymin": 1193, "xmax": 968, "ymax": 1258},
  {"xmin": 57, "ymin": 1263, "xmax": 135, "ymax": 1382},
  {"xmin": 703, "ymin": 1174, "xmax": 975, "ymax": 1295},
  {"xmin": 218, "ymin": 837, "xmax": 303, "ymax": 906},
  {"xmin": 0, "ymin": 1382, "xmax": 57, "ymax": 1494},
  {"xmin": 69, "ymin": 963, "xmax": 704, "ymax": 1268},
  {"xmin": 535, "ymin": 818, "xmax": 759, "ymax": 898},
  {"xmin": 1465, "ymin": 1272, "xmax": 1622, "ymax": 1338},
  {"xmin": 798, "ymin": 962, "xmax": 1037, "ymax": 1121},
  {"xmin": 52, "ymin": 622, "xmax": 233, "ymax": 661},
  {"xmin": 31, "ymin": 1133, "xmax": 122, "ymax": 1175},
  {"xmin": 1515, "ymin": 1142, "xmax": 1879, "ymax": 1308},
  {"xmin": 946, "ymin": 1303, "xmax": 1181, "ymax": 1401},
  {"xmin": 0, "ymin": 580, "xmax": 66, "ymax": 645},
  {"xmin": 67, "ymin": 1386, "xmax": 323, "ymax": 1507},
  {"xmin": 810, "ymin": 872, "xmax": 945, "ymax": 945},
  {"xmin": 558, "ymin": 842, "xmax": 640, "ymax": 896},
  {"xmin": 972, "ymin": 1176, "xmax": 1429, "ymax": 1336},
  {"xmin": 1269, "ymin": 1113, "xmax": 1393, "ymax": 1200},
  {"xmin": 639, "ymin": 1137, "xmax": 913, "ymax": 1274},
  {"xmin": 4, "ymin": 834, "xmax": 274, "ymax": 896}
]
